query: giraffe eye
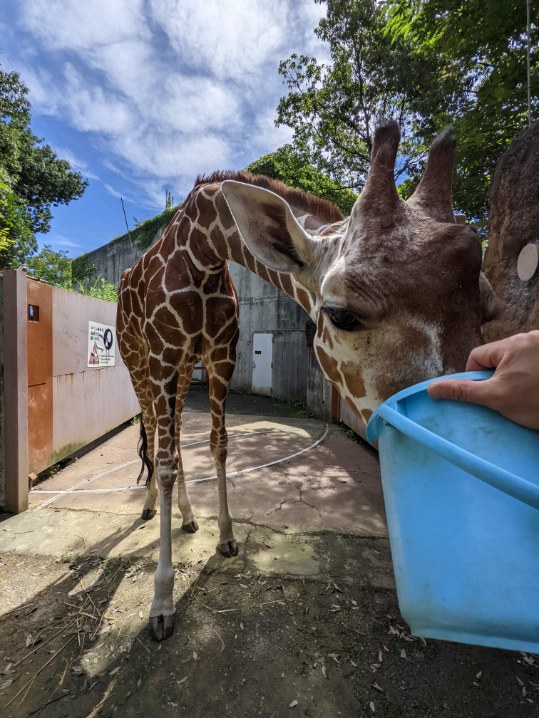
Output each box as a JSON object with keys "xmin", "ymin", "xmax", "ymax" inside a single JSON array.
[{"xmin": 322, "ymin": 307, "xmax": 365, "ymax": 332}]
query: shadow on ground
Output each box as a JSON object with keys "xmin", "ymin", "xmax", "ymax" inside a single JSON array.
[{"xmin": 1, "ymin": 525, "xmax": 538, "ymax": 717}]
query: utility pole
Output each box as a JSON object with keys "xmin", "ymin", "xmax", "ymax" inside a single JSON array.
[
  {"xmin": 527, "ymin": 0, "xmax": 531, "ymax": 127},
  {"xmin": 121, "ymin": 197, "xmax": 134, "ymax": 252}
]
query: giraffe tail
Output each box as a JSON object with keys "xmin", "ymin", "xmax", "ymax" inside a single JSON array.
[{"xmin": 136, "ymin": 419, "xmax": 154, "ymax": 487}]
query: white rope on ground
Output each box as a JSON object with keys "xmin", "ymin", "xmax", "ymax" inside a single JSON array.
[
  {"xmin": 187, "ymin": 423, "xmax": 329, "ymax": 485},
  {"xmin": 31, "ymin": 425, "xmax": 329, "ymax": 498},
  {"xmin": 34, "ymin": 460, "xmax": 138, "ymax": 509},
  {"xmin": 33, "ymin": 430, "xmax": 271, "ymax": 508}
]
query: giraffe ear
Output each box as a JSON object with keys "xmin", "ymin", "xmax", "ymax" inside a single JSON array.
[{"xmin": 221, "ymin": 180, "xmax": 316, "ymax": 273}]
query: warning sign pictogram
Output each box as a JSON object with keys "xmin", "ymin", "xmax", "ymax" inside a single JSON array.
[{"xmin": 87, "ymin": 321, "xmax": 116, "ymax": 368}]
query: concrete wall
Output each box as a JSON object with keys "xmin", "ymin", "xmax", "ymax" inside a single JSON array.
[
  {"xmin": 227, "ymin": 263, "xmax": 333, "ymax": 416},
  {"xmin": 51, "ymin": 287, "xmax": 140, "ymax": 464},
  {"xmin": 228, "ymin": 263, "xmax": 312, "ymax": 404},
  {"xmin": 76, "ymin": 235, "xmax": 140, "ymax": 287},
  {"xmin": 306, "ymin": 347, "xmax": 333, "ymax": 421}
]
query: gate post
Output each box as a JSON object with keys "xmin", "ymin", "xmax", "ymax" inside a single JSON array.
[{"xmin": 3, "ymin": 269, "xmax": 28, "ymax": 512}]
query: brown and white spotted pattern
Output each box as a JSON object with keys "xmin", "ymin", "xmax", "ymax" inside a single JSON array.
[{"xmin": 117, "ymin": 121, "xmax": 496, "ymax": 640}]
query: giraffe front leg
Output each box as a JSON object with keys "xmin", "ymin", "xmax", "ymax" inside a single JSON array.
[
  {"xmin": 214, "ymin": 436, "xmax": 237, "ymax": 558},
  {"xmin": 207, "ymin": 359, "xmax": 238, "ymax": 558},
  {"xmin": 148, "ymin": 362, "xmax": 179, "ymax": 641},
  {"xmin": 149, "ymin": 463, "xmax": 176, "ymax": 641}
]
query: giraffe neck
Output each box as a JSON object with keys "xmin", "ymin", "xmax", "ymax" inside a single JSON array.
[{"xmin": 181, "ymin": 182, "xmax": 318, "ymax": 319}]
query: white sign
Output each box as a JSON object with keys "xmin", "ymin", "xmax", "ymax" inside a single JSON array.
[{"xmin": 87, "ymin": 321, "xmax": 116, "ymax": 368}]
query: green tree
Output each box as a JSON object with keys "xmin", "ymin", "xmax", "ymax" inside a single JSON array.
[
  {"xmin": 0, "ymin": 65, "xmax": 87, "ymax": 267},
  {"xmin": 246, "ymin": 145, "xmax": 357, "ymax": 214},
  {"xmin": 0, "ymin": 178, "xmax": 34, "ymax": 260},
  {"xmin": 25, "ymin": 244, "xmax": 72, "ymax": 287},
  {"xmin": 73, "ymin": 276, "xmax": 118, "ymax": 303},
  {"xmin": 278, "ymin": 0, "xmax": 537, "ymax": 225},
  {"xmin": 25, "ymin": 244, "xmax": 118, "ymax": 301},
  {"xmin": 276, "ymin": 0, "xmax": 445, "ymax": 192},
  {"xmin": 385, "ymin": 0, "xmax": 538, "ymax": 224}
]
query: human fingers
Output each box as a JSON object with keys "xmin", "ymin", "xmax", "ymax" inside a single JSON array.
[
  {"xmin": 427, "ymin": 377, "xmax": 499, "ymax": 409},
  {"xmin": 465, "ymin": 337, "xmax": 514, "ymax": 371}
]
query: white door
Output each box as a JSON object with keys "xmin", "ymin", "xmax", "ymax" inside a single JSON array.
[{"xmin": 252, "ymin": 333, "xmax": 273, "ymax": 396}]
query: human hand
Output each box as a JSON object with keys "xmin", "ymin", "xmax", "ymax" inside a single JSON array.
[{"xmin": 427, "ymin": 331, "xmax": 539, "ymax": 430}]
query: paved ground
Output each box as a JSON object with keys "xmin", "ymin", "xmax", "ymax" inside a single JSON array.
[
  {"xmin": 26, "ymin": 387, "xmax": 385, "ymax": 537},
  {"xmin": 0, "ymin": 386, "xmax": 537, "ymax": 717}
]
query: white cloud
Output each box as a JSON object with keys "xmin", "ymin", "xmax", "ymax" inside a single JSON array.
[
  {"xmin": 49, "ymin": 146, "xmax": 100, "ymax": 180},
  {"xmin": 103, "ymin": 184, "xmax": 127, "ymax": 202},
  {"xmin": 19, "ymin": 61, "xmax": 138, "ymax": 136},
  {"xmin": 8, "ymin": 0, "xmax": 326, "ymax": 210},
  {"xmin": 84, "ymin": 40, "xmax": 157, "ymax": 110},
  {"xmin": 247, "ymin": 107, "xmax": 294, "ymax": 161},
  {"xmin": 149, "ymin": 0, "xmax": 286, "ymax": 82},
  {"xmin": 114, "ymin": 130, "xmax": 232, "ymax": 179},
  {"xmin": 61, "ymin": 63, "xmax": 138, "ymax": 136},
  {"xmin": 47, "ymin": 234, "xmax": 82, "ymax": 249},
  {"xmin": 17, "ymin": 0, "xmax": 146, "ymax": 52},
  {"xmin": 155, "ymin": 73, "xmax": 241, "ymax": 134}
]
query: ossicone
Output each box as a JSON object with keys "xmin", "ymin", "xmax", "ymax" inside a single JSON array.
[
  {"xmin": 356, "ymin": 119, "xmax": 401, "ymax": 218},
  {"xmin": 407, "ymin": 127, "xmax": 457, "ymax": 223}
]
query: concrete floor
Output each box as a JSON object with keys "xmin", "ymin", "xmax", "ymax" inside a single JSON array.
[{"xmin": 16, "ymin": 384, "xmax": 386, "ymax": 561}]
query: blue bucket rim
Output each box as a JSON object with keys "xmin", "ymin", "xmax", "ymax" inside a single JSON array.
[
  {"xmin": 365, "ymin": 370, "xmax": 539, "ymax": 511},
  {"xmin": 366, "ymin": 370, "xmax": 493, "ymax": 446}
]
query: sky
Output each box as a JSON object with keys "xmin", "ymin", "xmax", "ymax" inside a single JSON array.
[{"xmin": 1, "ymin": 0, "xmax": 326, "ymax": 258}]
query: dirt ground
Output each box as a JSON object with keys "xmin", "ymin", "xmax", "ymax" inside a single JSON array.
[{"xmin": 0, "ymin": 388, "xmax": 537, "ymax": 717}]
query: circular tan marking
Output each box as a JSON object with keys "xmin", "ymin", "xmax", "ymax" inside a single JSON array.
[{"xmin": 517, "ymin": 242, "xmax": 539, "ymax": 282}]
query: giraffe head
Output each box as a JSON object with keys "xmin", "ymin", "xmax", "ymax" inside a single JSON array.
[{"xmin": 222, "ymin": 121, "xmax": 497, "ymax": 423}]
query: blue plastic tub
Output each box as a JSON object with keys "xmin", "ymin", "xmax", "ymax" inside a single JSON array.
[{"xmin": 366, "ymin": 371, "xmax": 539, "ymax": 653}]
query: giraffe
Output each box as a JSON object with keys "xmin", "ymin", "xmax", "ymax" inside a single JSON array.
[{"xmin": 116, "ymin": 121, "xmax": 497, "ymax": 640}]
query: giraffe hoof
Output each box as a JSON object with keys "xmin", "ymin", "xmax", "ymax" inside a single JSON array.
[
  {"xmin": 218, "ymin": 539, "xmax": 239, "ymax": 558},
  {"xmin": 141, "ymin": 509, "xmax": 157, "ymax": 521},
  {"xmin": 182, "ymin": 519, "xmax": 199, "ymax": 533},
  {"xmin": 149, "ymin": 613, "xmax": 175, "ymax": 642}
]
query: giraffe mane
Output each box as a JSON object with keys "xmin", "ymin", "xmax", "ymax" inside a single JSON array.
[{"xmin": 193, "ymin": 170, "xmax": 344, "ymax": 224}]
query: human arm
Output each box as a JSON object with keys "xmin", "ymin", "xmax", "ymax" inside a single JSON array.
[{"xmin": 427, "ymin": 331, "xmax": 539, "ymax": 430}]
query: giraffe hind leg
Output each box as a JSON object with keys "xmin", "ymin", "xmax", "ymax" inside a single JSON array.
[
  {"xmin": 139, "ymin": 417, "xmax": 158, "ymax": 520},
  {"xmin": 139, "ymin": 396, "xmax": 158, "ymax": 520},
  {"xmin": 136, "ymin": 419, "xmax": 151, "ymax": 484},
  {"xmin": 118, "ymin": 326, "xmax": 158, "ymax": 521},
  {"xmin": 175, "ymin": 361, "xmax": 199, "ymax": 533}
]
